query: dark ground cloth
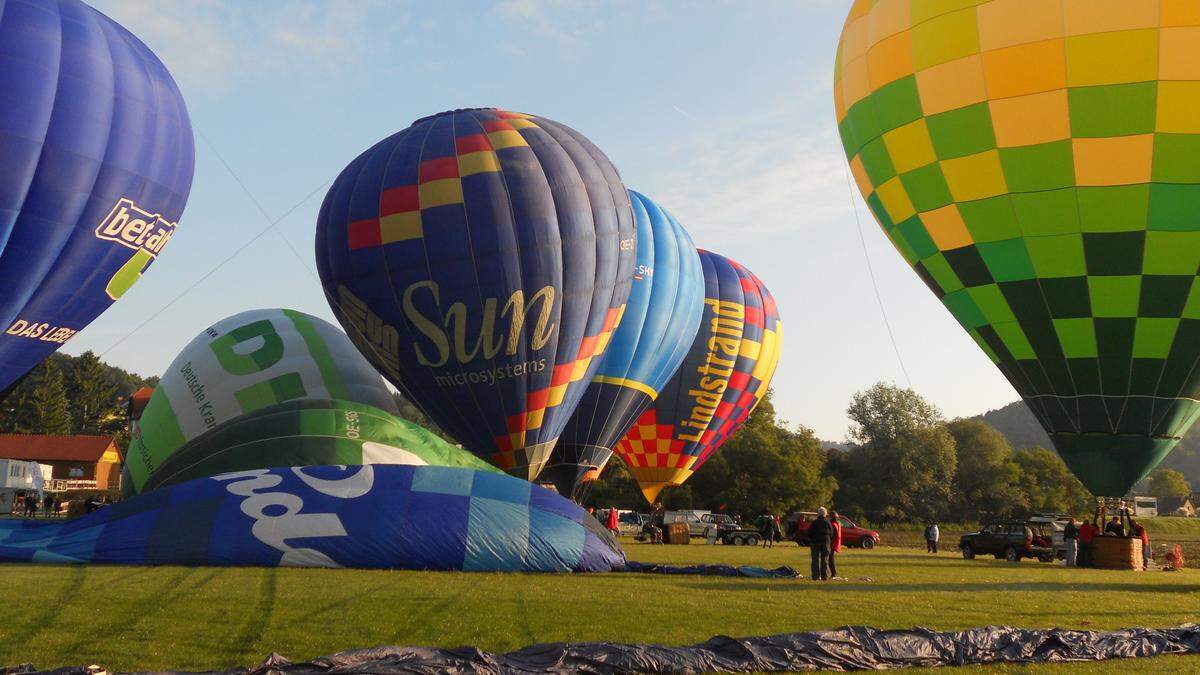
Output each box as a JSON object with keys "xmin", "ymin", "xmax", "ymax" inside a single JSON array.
[
  {"xmin": 622, "ymin": 561, "xmax": 801, "ymax": 578},
  {"xmin": 6, "ymin": 624, "xmax": 1199, "ymax": 674}
]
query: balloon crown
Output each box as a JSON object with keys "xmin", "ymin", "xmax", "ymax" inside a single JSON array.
[{"xmin": 411, "ymin": 107, "xmax": 519, "ymax": 125}]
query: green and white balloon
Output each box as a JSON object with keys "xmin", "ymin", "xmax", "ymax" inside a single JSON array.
[
  {"xmin": 138, "ymin": 398, "xmax": 498, "ymax": 493},
  {"xmin": 125, "ymin": 308, "xmax": 400, "ymax": 495}
]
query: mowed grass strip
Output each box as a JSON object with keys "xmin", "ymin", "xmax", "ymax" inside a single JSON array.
[{"xmin": 0, "ymin": 543, "xmax": 1197, "ymax": 672}]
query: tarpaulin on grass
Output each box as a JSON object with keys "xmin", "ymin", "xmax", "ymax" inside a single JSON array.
[
  {"xmin": 0, "ymin": 465, "xmax": 624, "ymax": 573},
  {"xmin": 623, "ymin": 561, "xmax": 801, "ymax": 578},
  {"xmin": 11, "ymin": 624, "xmax": 1198, "ymax": 674},
  {"xmin": 238, "ymin": 624, "xmax": 1200, "ymax": 672}
]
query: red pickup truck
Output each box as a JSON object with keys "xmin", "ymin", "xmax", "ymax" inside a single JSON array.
[{"xmin": 785, "ymin": 511, "xmax": 880, "ymax": 549}]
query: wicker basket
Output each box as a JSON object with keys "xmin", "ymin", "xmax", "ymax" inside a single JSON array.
[
  {"xmin": 665, "ymin": 522, "xmax": 691, "ymax": 545},
  {"xmin": 1091, "ymin": 536, "xmax": 1143, "ymax": 570}
]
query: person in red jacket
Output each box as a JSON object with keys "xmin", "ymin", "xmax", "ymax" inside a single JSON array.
[
  {"xmin": 829, "ymin": 510, "xmax": 843, "ymax": 578},
  {"xmin": 605, "ymin": 506, "xmax": 619, "ymax": 536},
  {"xmin": 1077, "ymin": 519, "xmax": 1097, "ymax": 568}
]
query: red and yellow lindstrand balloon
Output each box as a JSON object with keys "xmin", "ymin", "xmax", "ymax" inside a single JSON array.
[{"xmin": 614, "ymin": 250, "xmax": 782, "ymax": 503}]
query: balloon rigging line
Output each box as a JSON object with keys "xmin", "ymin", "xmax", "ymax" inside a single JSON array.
[
  {"xmin": 841, "ymin": 159, "xmax": 913, "ymax": 389},
  {"xmin": 195, "ymin": 128, "xmax": 322, "ymax": 283},
  {"xmin": 97, "ymin": 159, "xmax": 333, "ymax": 358}
]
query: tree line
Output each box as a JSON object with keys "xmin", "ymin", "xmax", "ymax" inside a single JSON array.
[
  {"xmin": 1, "ymin": 352, "xmax": 1188, "ymax": 521},
  {"xmin": 587, "ymin": 383, "xmax": 1190, "ymax": 524},
  {"xmin": 0, "ymin": 352, "xmax": 154, "ymax": 451}
]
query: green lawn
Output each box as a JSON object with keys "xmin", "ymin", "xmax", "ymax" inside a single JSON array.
[{"xmin": 1, "ymin": 540, "xmax": 1197, "ymax": 672}]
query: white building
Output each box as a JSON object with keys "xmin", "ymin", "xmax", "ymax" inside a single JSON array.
[{"xmin": 0, "ymin": 458, "xmax": 52, "ymax": 513}]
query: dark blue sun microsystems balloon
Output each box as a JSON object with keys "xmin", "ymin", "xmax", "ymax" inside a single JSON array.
[{"xmin": 316, "ymin": 109, "xmax": 635, "ymax": 480}]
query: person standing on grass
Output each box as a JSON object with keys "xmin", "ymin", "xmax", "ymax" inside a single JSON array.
[
  {"xmin": 1063, "ymin": 517, "xmax": 1079, "ymax": 567},
  {"xmin": 807, "ymin": 507, "xmax": 833, "ymax": 581},
  {"xmin": 925, "ymin": 522, "xmax": 940, "ymax": 554},
  {"xmin": 1078, "ymin": 518, "xmax": 1097, "ymax": 567},
  {"xmin": 605, "ymin": 507, "xmax": 619, "ymax": 536},
  {"xmin": 1130, "ymin": 519, "xmax": 1150, "ymax": 569},
  {"xmin": 829, "ymin": 511, "xmax": 843, "ymax": 578}
]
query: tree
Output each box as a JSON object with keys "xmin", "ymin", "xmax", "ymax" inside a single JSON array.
[
  {"xmin": 67, "ymin": 350, "xmax": 117, "ymax": 433},
  {"xmin": 9, "ymin": 361, "xmax": 73, "ymax": 435},
  {"xmin": 584, "ymin": 391, "xmax": 835, "ymax": 517},
  {"xmin": 1011, "ymin": 447, "xmax": 1093, "ymax": 515},
  {"xmin": 1147, "ymin": 468, "xmax": 1191, "ymax": 499},
  {"xmin": 586, "ymin": 459, "xmax": 652, "ymax": 510},
  {"xmin": 947, "ymin": 419, "xmax": 1026, "ymax": 520},
  {"xmin": 683, "ymin": 393, "xmax": 835, "ymax": 517},
  {"xmin": 0, "ymin": 352, "xmax": 154, "ymax": 447},
  {"xmin": 835, "ymin": 383, "xmax": 956, "ymax": 522}
]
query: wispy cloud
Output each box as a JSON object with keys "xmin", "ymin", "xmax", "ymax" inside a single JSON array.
[
  {"xmin": 92, "ymin": 0, "xmax": 405, "ymax": 93},
  {"xmin": 644, "ymin": 108, "xmax": 849, "ymax": 247},
  {"xmin": 494, "ymin": 0, "xmax": 666, "ymax": 48}
]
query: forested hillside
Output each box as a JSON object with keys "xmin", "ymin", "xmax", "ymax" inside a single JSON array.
[
  {"xmin": 973, "ymin": 400, "xmax": 1200, "ymax": 489},
  {"xmin": 0, "ymin": 352, "xmax": 154, "ymax": 449}
]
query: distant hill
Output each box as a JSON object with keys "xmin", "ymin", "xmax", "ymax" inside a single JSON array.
[
  {"xmin": 970, "ymin": 400, "xmax": 1200, "ymax": 490},
  {"xmin": 970, "ymin": 401, "xmax": 1052, "ymax": 450}
]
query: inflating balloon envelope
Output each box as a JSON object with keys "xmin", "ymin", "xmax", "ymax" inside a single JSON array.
[
  {"xmin": 835, "ymin": 0, "xmax": 1200, "ymax": 496},
  {"xmin": 124, "ymin": 308, "xmax": 401, "ymax": 496},
  {"xmin": 614, "ymin": 250, "xmax": 782, "ymax": 503},
  {"xmin": 316, "ymin": 108, "xmax": 636, "ymax": 481},
  {"xmin": 542, "ymin": 190, "xmax": 705, "ymax": 500},
  {"xmin": 137, "ymin": 398, "xmax": 499, "ymax": 493},
  {"xmin": 0, "ymin": 465, "xmax": 625, "ymax": 572},
  {"xmin": 0, "ymin": 0, "xmax": 194, "ymax": 395}
]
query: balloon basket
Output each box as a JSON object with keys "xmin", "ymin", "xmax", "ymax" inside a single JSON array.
[
  {"xmin": 665, "ymin": 523, "xmax": 691, "ymax": 545},
  {"xmin": 1091, "ymin": 536, "xmax": 1144, "ymax": 571}
]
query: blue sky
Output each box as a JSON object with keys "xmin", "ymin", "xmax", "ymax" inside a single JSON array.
[{"xmin": 74, "ymin": 0, "xmax": 1020, "ymax": 441}]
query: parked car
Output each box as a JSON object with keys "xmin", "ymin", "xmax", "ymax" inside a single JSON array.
[
  {"xmin": 700, "ymin": 513, "xmax": 761, "ymax": 545},
  {"xmin": 617, "ymin": 511, "xmax": 648, "ymax": 537},
  {"xmin": 785, "ymin": 511, "xmax": 880, "ymax": 549},
  {"xmin": 659, "ymin": 510, "xmax": 761, "ymax": 545},
  {"xmin": 958, "ymin": 517, "xmax": 1059, "ymax": 562}
]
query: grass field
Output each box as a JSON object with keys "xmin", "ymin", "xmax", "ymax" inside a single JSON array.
[{"xmin": 2, "ymin": 532, "xmax": 1198, "ymax": 673}]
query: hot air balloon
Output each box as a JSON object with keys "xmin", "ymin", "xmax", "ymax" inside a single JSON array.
[
  {"xmin": 614, "ymin": 251, "xmax": 782, "ymax": 503},
  {"xmin": 0, "ymin": 0, "xmax": 194, "ymax": 395},
  {"xmin": 124, "ymin": 309, "xmax": 399, "ymax": 496},
  {"xmin": 835, "ymin": 0, "xmax": 1200, "ymax": 496},
  {"xmin": 1, "ymin": 465, "xmax": 626, "ymax": 572},
  {"xmin": 315, "ymin": 108, "xmax": 636, "ymax": 480},
  {"xmin": 542, "ymin": 190, "xmax": 704, "ymax": 499},
  {"xmin": 138, "ymin": 398, "xmax": 498, "ymax": 493}
]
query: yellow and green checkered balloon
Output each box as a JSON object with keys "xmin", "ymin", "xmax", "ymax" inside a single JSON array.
[{"xmin": 835, "ymin": 0, "xmax": 1200, "ymax": 496}]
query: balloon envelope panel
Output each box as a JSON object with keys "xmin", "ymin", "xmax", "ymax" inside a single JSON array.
[
  {"xmin": 834, "ymin": 1, "xmax": 1200, "ymax": 495},
  {"xmin": 0, "ymin": 0, "xmax": 194, "ymax": 393},
  {"xmin": 0, "ymin": 464, "xmax": 626, "ymax": 572},
  {"xmin": 614, "ymin": 251, "xmax": 782, "ymax": 502},
  {"xmin": 126, "ymin": 309, "xmax": 399, "ymax": 494},
  {"xmin": 315, "ymin": 109, "xmax": 635, "ymax": 480},
  {"xmin": 545, "ymin": 190, "xmax": 704, "ymax": 497},
  {"xmin": 140, "ymin": 398, "xmax": 499, "ymax": 493}
]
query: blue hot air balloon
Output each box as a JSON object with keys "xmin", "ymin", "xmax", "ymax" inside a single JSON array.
[
  {"xmin": 0, "ymin": 0, "xmax": 195, "ymax": 394},
  {"xmin": 0, "ymin": 464, "xmax": 626, "ymax": 572},
  {"xmin": 542, "ymin": 190, "xmax": 704, "ymax": 499},
  {"xmin": 315, "ymin": 109, "xmax": 636, "ymax": 480}
]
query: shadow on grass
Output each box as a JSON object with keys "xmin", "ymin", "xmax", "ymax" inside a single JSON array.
[
  {"xmin": 680, "ymin": 580, "xmax": 1200, "ymax": 594},
  {"xmin": 231, "ymin": 568, "xmax": 278, "ymax": 662},
  {"xmin": 2, "ymin": 565, "xmax": 87, "ymax": 653}
]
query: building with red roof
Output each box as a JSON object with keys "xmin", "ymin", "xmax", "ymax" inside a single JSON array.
[{"xmin": 0, "ymin": 434, "xmax": 121, "ymax": 489}]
